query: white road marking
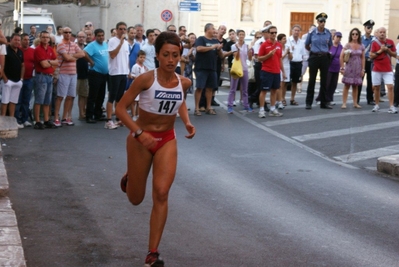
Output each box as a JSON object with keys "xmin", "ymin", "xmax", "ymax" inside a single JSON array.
[
  {"xmin": 292, "ymin": 121, "xmax": 399, "ymax": 142},
  {"xmin": 334, "ymin": 145, "xmax": 399, "ymax": 163}
]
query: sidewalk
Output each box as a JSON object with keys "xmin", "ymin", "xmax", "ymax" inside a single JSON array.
[{"xmin": 0, "ymin": 116, "xmax": 26, "ymax": 267}]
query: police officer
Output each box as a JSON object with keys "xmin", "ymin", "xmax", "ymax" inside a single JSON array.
[
  {"xmin": 305, "ymin": 13, "xmax": 333, "ymax": 109},
  {"xmin": 359, "ymin": 19, "xmax": 375, "ymax": 105}
]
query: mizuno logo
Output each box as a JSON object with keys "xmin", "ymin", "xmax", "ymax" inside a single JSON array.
[{"xmin": 155, "ymin": 90, "xmax": 182, "ymax": 100}]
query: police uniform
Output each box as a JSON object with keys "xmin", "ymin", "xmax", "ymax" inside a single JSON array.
[
  {"xmin": 305, "ymin": 13, "xmax": 333, "ymax": 109},
  {"xmin": 359, "ymin": 19, "xmax": 375, "ymax": 104}
]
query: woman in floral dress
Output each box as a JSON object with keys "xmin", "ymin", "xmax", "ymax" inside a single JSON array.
[{"xmin": 340, "ymin": 28, "xmax": 365, "ymax": 109}]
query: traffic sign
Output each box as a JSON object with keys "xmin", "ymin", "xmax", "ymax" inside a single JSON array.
[
  {"xmin": 179, "ymin": 1, "xmax": 201, "ymax": 12},
  {"xmin": 160, "ymin": 9, "xmax": 173, "ymax": 22}
]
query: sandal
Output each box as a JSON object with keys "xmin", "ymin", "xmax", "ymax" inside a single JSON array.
[
  {"xmin": 120, "ymin": 173, "xmax": 128, "ymax": 193},
  {"xmin": 290, "ymin": 100, "xmax": 298, "ymax": 106},
  {"xmin": 205, "ymin": 108, "xmax": 217, "ymax": 115},
  {"xmin": 282, "ymin": 99, "xmax": 287, "ymax": 106},
  {"xmin": 194, "ymin": 110, "xmax": 202, "ymax": 116}
]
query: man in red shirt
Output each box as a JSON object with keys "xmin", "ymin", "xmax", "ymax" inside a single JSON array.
[
  {"xmin": 370, "ymin": 27, "xmax": 397, "ymax": 113},
  {"xmin": 33, "ymin": 31, "xmax": 58, "ymax": 129},
  {"xmin": 258, "ymin": 26, "xmax": 286, "ymax": 118},
  {"xmin": 15, "ymin": 33, "xmax": 35, "ymax": 127}
]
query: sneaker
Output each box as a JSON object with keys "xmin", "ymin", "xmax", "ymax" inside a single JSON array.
[
  {"xmin": 145, "ymin": 251, "xmax": 164, "ymax": 267},
  {"xmin": 23, "ymin": 121, "xmax": 32, "ymax": 127},
  {"xmin": 17, "ymin": 123, "xmax": 24, "ymax": 129},
  {"xmin": 258, "ymin": 110, "xmax": 266, "ymax": 118},
  {"xmin": 54, "ymin": 119, "xmax": 62, "ymax": 127},
  {"xmin": 329, "ymin": 102, "xmax": 336, "ymax": 106},
  {"xmin": 227, "ymin": 107, "xmax": 233, "ymax": 114},
  {"xmin": 43, "ymin": 120, "xmax": 58, "ymax": 129},
  {"xmin": 104, "ymin": 120, "xmax": 118, "ymax": 129},
  {"xmin": 244, "ymin": 107, "xmax": 254, "ymax": 112},
  {"xmin": 372, "ymin": 105, "xmax": 380, "ymax": 112},
  {"xmin": 276, "ymin": 102, "xmax": 285, "ymax": 110},
  {"xmin": 132, "ymin": 116, "xmax": 138, "ymax": 121},
  {"xmin": 233, "ymin": 100, "xmax": 237, "ymax": 107},
  {"xmin": 34, "ymin": 121, "xmax": 45, "ymax": 130},
  {"xmin": 388, "ymin": 106, "xmax": 398, "ymax": 114},
  {"xmin": 67, "ymin": 119, "xmax": 75, "ymax": 126},
  {"xmin": 269, "ymin": 109, "xmax": 283, "ymax": 117}
]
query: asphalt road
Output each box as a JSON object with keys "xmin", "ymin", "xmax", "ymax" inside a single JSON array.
[{"xmin": 2, "ymin": 85, "xmax": 399, "ymax": 267}]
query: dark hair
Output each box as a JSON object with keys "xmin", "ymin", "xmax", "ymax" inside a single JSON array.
[
  {"xmin": 292, "ymin": 24, "xmax": 301, "ymax": 30},
  {"xmin": 167, "ymin": 24, "xmax": 176, "ymax": 31},
  {"xmin": 138, "ymin": 50, "xmax": 146, "ymax": 57},
  {"xmin": 154, "ymin": 31, "xmax": 182, "ymax": 55},
  {"xmin": 178, "ymin": 25, "xmax": 186, "ymax": 31},
  {"xmin": 110, "ymin": 28, "xmax": 115, "ymax": 34},
  {"xmin": 146, "ymin": 29, "xmax": 154, "ymax": 37},
  {"xmin": 40, "ymin": 30, "xmax": 49, "ymax": 36},
  {"xmin": 236, "ymin": 29, "xmax": 245, "ymax": 36},
  {"xmin": 94, "ymin": 28, "xmax": 104, "ymax": 36},
  {"xmin": 30, "ymin": 25, "xmax": 36, "ymax": 29},
  {"xmin": 277, "ymin": 33, "xmax": 286, "ymax": 41},
  {"xmin": 349, "ymin": 27, "xmax": 362, "ymax": 44},
  {"xmin": 116, "ymin": 22, "xmax": 127, "ymax": 29},
  {"xmin": 268, "ymin": 26, "xmax": 277, "ymax": 33},
  {"xmin": 228, "ymin": 29, "xmax": 235, "ymax": 33},
  {"xmin": 57, "ymin": 25, "xmax": 63, "ymax": 30},
  {"xmin": 10, "ymin": 33, "xmax": 20, "ymax": 39},
  {"xmin": 21, "ymin": 33, "xmax": 29, "ymax": 39},
  {"xmin": 127, "ymin": 26, "xmax": 135, "ymax": 32},
  {"xmin": 188, "ymin": 32, "xmax": 196, "ymax": 38},
  {"xmin": 14, "ymin": 27, "xmax": 22, "ymax": 34}
]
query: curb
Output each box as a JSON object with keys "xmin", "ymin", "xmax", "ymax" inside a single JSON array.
[
  {"xmin": 377, "ymin": 154, "xmax": 399, "ymax": 180},
  {"xmin": 0, "ymin": 132, "xmax": 26, "ymax": 266}
]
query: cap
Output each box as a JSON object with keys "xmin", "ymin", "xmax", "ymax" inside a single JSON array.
[
  {"xmin": 363, "ymin": 19, "xmax": 375, "ymax": 27},
  {"xmin": 316, "ymin": 13, "xmax": 328, "ymax": 21},
  {"xmin": 261, "ymin": 25, "xmax": 272, "ymax": 33},
  {"xmin": 335, "ymin": 31, "xmax": 342, "ymax": 37}
]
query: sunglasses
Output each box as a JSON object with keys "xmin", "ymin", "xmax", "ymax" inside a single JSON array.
[
  {"xmin": 318, "ymin": 20, "xmax": 326, "ymax": 23},
  {"xmin": 63, "ymin": 31, "xmax": 72, "ymax": 34},
  {"xmin": 169, "ymin": 30, "xmax": 176, "ymax": 32},
  {"xmin": 269, "ymin": 32, "xmax": 277, "ymax": 34},
  {"xmin": 366, "ymin": 26, "xmax": 373, "ymax": 30},
  {"xmin": 85, "ymin": 24, "xmax": 92, "ymax": 27}
]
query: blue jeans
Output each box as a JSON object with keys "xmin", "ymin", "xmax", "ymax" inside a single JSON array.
[{"xmin": 15, "ymin": 79, "xmax": 33, "ymax": 123}]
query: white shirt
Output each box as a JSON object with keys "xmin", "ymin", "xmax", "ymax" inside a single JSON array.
[
  {"xmin": 108, "ymin": 36, "xmax": 130, "ymax": 75},
  {"xmin": 253, "ymin": 37, "xmax": 265, "ymax": 55},
  {"xmin": 141, "ymin": 42, "xmax": 156, "ymax": 71},
  {"xmin": 131, "ymin": 63, "xmax": 147, "ymax": 78},
  {"xmin": 288, "ymin": 36, "xmax": 306, "ymax": 62},
  {"xmin": 55, "ymin": 34, "xmax": 63, "ymax": 45},
  {"xmin": 0, "ymin": 44, "xmax": 6, "ymax": 55}
]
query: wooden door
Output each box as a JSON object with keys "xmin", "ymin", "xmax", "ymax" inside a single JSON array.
[{"xmin": 290, "ymin": 12, "xmax": 315, "ymax": 38}]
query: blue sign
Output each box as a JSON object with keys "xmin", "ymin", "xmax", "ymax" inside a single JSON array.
[{"xmin": 179, "ymin": 1, "xmax": 201, "ymax": 12}]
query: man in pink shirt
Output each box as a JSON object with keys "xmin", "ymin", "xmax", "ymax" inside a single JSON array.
[{"xmin": 54, "ymin": 27, "xmax": 85, "ymax": 126}]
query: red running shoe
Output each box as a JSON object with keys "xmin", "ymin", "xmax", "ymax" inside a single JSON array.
[{"xmin": 145, "ymin": 251, "xmax": 164, "ymax": 267}]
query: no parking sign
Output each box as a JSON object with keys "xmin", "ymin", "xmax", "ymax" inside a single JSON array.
[{"xmin": 161, "ymin": 9, "xmax": 173, "ymax": 22}]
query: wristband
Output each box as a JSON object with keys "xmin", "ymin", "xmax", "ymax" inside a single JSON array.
[
  {"xmin": 47, "ymin": 60, "xmax": 51, "ymax": 65},
  {"xmin": 132, "ymin": 128, "xmax": 143, "ymax": 138}
]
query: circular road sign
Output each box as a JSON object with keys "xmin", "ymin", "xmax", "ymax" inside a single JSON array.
[{"xmin": 161, "ymin": 9, "xmax": 173, "ymax": 22}]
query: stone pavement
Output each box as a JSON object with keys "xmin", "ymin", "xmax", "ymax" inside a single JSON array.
[{"xmin": 0, "ymin": 116, "xmax": 26, "ymax": 267}]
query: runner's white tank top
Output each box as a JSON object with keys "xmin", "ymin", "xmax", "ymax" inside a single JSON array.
[{"xmin": 139, "ymin": 69, "xmax": 184, "ymax": 116}]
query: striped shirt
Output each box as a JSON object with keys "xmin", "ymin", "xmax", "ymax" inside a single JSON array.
[{"xmin": 57, "ymin": 41, "xmax": 81, "ymax": 74}]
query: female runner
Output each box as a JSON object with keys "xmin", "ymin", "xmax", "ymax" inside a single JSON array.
[{"xmin": 115, "ymin": 31, "xmax": 195, "ymax": 267}]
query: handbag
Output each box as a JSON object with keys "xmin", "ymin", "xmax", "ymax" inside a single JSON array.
[
  {"xmin": 230, "ymin": 45, "xmax": 243, "ymax": 79},
  {"xmin": 343, "ymin": 49, "xmax": 351, "ymax": 63},
  {"xmin": 248, "ymin": 60, "xmax": 255, "ymax": 82}
]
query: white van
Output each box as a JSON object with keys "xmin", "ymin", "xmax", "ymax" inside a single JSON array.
[{"xmin": 1, "ymin": 7, "xmax": 56, "ymax": 37}]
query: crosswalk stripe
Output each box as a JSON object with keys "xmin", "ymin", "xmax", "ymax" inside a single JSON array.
[
  {"xmin": 334, "ymin": 145, "xmax": 399, "ymax": 163},
  {"xmin": 263, "ymin": 110, "xmax": 370, "ymax": 127},
  {"xmin": 292, "ymin": 121, "xmax": 399, "ymax": 142}
]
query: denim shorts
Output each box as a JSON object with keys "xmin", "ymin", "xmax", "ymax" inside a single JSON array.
[
  {"xmin": 34, "ymin": 73, "xmax": 53, "ymax": 105},
  {"xmin": 194, "ymin": 70, "xmax": 217, "ymax": 89}
]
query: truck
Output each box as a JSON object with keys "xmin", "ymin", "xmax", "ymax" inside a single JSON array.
[{"xmin": 1, "ymin": 7, "xmax": 56, "ymax": 37}]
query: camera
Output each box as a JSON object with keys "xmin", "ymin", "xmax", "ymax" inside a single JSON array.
[{"xmin": 386, "ymin": 44, "xmax": 393, "ymax": 49}]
